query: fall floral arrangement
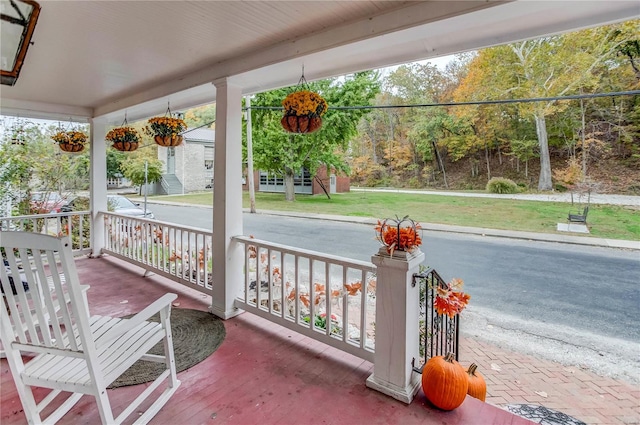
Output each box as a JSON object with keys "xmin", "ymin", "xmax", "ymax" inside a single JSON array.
[
  {"xmin": 106, "ymin": 126, "xmax": 141, "ymax": 152},
  {"xmin": 144, "ymin": 116, "xmax": 187, "ymax": 137},
  {"xmin": 375, "ymin": 216, "xmax": 422, "ymax": 255},
  {"xmin": 106, "ymin": 126, "xmax": 141, "ymax": 144},
  {"xmin": 281, "ymin": 88, "xmax": 328, "ymax": 134},
  {"xmin": 434, "ymin": 278, "xmax": 470, "ymax": 318},
  {"xmin": 51, "ymin": 130, "xmax": 87, "ymax": 146},
  {"xmin": 282, "ymin": 90, "xmax": 328, "ymax": 117}
]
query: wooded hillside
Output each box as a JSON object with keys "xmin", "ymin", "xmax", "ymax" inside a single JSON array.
[{"xmin": 347, "ymin": 20, "xmax": 639, "ymax": 194}]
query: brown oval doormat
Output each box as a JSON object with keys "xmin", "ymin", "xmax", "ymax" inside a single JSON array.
[{"xmin": 108, "ymin": 308, "xmax": 225, "ymax": 388}]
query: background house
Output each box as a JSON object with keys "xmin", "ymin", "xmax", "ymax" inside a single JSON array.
[
  {"xmin": 157, "ymin": 128, "xmax": 215, "ymax": 194},
  {"xmin": 246, "ymin": 166, "xmax": 350, "ymax": 195},
  {"xmin": 158, "ymin": 125, "xmax": 350, "ymax": 196}
]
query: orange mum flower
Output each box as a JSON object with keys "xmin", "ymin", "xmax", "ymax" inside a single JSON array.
[{"xmin": 434, "ymin": 278, "xmax": 470, "ymax": 318}]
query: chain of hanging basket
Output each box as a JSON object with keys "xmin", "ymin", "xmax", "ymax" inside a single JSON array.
[{"xmin": 281, "ymin": 69, "xmax": 328, "ymax": 134}]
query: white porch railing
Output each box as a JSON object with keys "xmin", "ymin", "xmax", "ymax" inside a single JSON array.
[
  {"xmin": 102, "ymin": 212, "xmax": 212, "ymax": 295},
  {"xmin": 0, "ymin": 211, "xmax": 91, "ymax": 256},
  {"xmin": 232, "ymin": 235, "xmax": 377, "ymax": 362},
  {"xmin": 107, "ymin": 177, "xmax": 131, "ymax": 187}
]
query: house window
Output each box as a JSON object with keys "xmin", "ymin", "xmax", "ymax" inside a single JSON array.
[{"xmin": 204, "ymin": 147, "xmax": 214, "ymax": 170}]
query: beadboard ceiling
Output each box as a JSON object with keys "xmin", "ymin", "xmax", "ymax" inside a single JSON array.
[{"xmin": 0, "ymin": 1, "xmax": 637, "ymax": 124}]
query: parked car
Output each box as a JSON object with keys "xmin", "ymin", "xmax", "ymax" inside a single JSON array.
[
  {"xmin": 30, "ymin": 192, "xmax": 68, "ymax": 213},
  {"xmin": 61, "ymin": 195, "xmax": 154, "ymax": 219}
]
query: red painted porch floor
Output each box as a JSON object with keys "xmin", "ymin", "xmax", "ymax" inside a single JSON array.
[{"xmin": 1, "ymin": 256, "xmax": 636, "ymax": 425}]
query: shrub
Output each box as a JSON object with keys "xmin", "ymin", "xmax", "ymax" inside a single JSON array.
[{"xmin": 486, "ymin": 177, "xmax": 519, "ymax": 194}]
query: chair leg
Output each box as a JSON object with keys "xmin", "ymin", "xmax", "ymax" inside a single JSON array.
[
  {"xmin": 16, "ymin": 384, "xmax": 42, "ymax": 425},
  {"xmin": 160, "ymin": 309, "xmax": 179, "ymax": 388},
  {"xmin": 94, "ymin": 390, "xmax": 116, "ymax": 425},
  {"xmin": 1, "ymin": 343, "xmax": 42, "ymax": 424}
]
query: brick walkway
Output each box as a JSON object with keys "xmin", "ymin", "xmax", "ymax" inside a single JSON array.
[{"xmin": 459, "ymin": 337, "xmax": 640, "ymax": 425}]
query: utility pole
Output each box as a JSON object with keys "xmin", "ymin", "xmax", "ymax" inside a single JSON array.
[{"xmin": 144, "ymin": 160, "xmax": 148, "ymax": 217}]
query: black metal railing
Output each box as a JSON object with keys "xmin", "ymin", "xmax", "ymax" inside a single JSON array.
[{"xmin": 411, "ymin": 268, "xmax": 460, "ymax": 373}]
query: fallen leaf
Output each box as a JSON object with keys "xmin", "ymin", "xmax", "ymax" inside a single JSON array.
[
  {"xmin": 490, "ymin": 363, "xmax": 501, "ymax": 371},
  {"xmin": 535, "ymin": 391, "xmax": 548, "ymax": 398}
]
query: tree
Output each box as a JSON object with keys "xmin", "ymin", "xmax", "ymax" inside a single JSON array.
[
  {"xmin": 121, "ymin": 158, "xmax": 163, "ymax": 195},
  {"xmin": 183, "ymin": 104, "xmax": 216, "ymax": 129},
  {"xmin": 106, "ymin": 150, "xmax": 126, "ymax": 179},
  {"xmin": 454, "ymin": 21, "xmax": 638, "ymax": 190},
  {"xmin": 249, "ymin": 71, "xmax": 380, "ymax": 201},
  {"xmin": 0, "ymin": 121, "xmax": 88, "ymax": 215}
]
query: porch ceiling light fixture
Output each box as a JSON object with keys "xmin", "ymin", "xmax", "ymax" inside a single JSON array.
[{"xmin": 1, "ymin": 0, "xmax": 40, "ymax": 86}]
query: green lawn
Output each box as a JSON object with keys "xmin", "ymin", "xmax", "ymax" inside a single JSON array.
[{"xmin": 148, "ymin": 191, "xmax": 640, "ymax": 241}]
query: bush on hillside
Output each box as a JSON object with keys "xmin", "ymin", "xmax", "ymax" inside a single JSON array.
[{"xmin": 486, "ymin": 177, "xmax": 519, "ymax": 194}]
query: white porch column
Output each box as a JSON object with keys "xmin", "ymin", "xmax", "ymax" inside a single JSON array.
[
  {"xmin": 89, "ymin": 119, "xmax": 108, "ymax": 258},
  {"xmin": 210, "ymin": 78, "xmax": 243, "ymax": 319},
  {"xmin": 366, "ymin": 249, "xmax": 425, "ymax": 404}
]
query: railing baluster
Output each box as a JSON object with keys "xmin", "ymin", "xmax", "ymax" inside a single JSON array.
[{"xmin": 359, "ymin": 268, "xmax": 366, "ymax": 348}]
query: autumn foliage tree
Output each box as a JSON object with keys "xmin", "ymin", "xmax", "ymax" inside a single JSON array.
[
  {"xmin": 248, "ymin": 71, "xmax": 380, "ymax": 201},
  {"xmin": 453, "ymin": 21, "xmax": 639, "ymax": 190}
]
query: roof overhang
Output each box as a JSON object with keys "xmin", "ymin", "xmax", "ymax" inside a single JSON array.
[{"xmin": 1, "ymin": 1, "xmax": 637, "ymax": 125}]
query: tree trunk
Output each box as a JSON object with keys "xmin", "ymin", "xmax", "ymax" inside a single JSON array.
[
  {"xmin": 369, "ymin": 126, "xmax": 378, "ymax": 164},
  {"xmin": 432, "ymin": 140, "xmax": 448, "ymax": 189},
  {"xmin": 284, "ymin": 168, "xmax": 295, "ymax": 202},
  {"xmin": 485, "ymin": 143, "xmax": 491, "ymax": 180},
  {"xmin": 580, "ymin": 97, "xmax": 587, "ymax": 178},
  {"xmin": 534, "ymin": 113, "xmax": 552, "ymax": 190}
]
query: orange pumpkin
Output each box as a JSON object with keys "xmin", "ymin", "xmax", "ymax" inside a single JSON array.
[
  {"xmin": 421, "ymin": 353, "xmax": 468, "ymax": 410},
  {"xmin": 466, "ymin": 363, "xmax": 487, "ymax": 401}
]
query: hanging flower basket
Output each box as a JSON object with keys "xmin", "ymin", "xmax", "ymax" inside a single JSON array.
[
  {"xmin": 144, "ymin": 116, "xmax": 187, "ymax": 147},
  {"xmin": 281, "ymin": 88, "xmax": 328, "ymax": 134},
  {"xmin": 106, "ymin": 126, "xmax": 141, "ymax": 152},
  {"xmin": 52, "ymin": 130, "xmax": 87, "ymax": 153}
]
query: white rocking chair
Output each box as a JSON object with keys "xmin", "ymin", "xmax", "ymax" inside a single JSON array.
[{"xmin": 0, "ymin": 231, "xmax": 181, "ymax": 424}]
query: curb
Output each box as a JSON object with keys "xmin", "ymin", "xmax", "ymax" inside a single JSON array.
[{"xmin": 139, "ymin": 198, "xmax": 640, "ymax": 251}]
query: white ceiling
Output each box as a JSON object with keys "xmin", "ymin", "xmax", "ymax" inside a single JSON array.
[{"xmin": 0, "ymin": 1, "xmax": 638, "ymax": 125}]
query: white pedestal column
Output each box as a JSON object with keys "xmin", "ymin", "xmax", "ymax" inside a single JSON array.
[
  {"xmin": 89, "ymin": 119, "xmax": 107, "ymax": 258},
  {"xmin": 210, "ymin": 78, "xmax": 243, "ymax": 319},
  {"xmin": 366, "ymin": 248, "xmax": 425, "ymax": 404}
]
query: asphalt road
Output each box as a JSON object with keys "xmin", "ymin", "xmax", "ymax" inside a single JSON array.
[{"xmin": 148, "ymin": 203, "xmax": 639, "ymax": 345}]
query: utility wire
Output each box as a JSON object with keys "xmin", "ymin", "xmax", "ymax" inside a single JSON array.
[{"xmin": 245, "ymin": 90, "xmax": 639, "ymax": 111}]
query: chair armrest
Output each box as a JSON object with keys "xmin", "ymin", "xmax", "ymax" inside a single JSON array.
[{"xmin": 96, "ymin": 293, "xmax": 177, "ymax": 347}]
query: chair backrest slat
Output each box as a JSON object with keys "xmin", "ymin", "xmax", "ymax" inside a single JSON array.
[
  {"xmin": 5, "ymin": 249, "xmax": 41, "ymax": 345},
  {"xmin": 45, "ymin": 249, "xmax": 79, "ymax": 350},
  {"xmin": 0, "ymin": 253, "xmax": 29, "ymax": 342},
  {"xmin": 19, "ymin": 247, "xmax": 55, "ymax": 346}
]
